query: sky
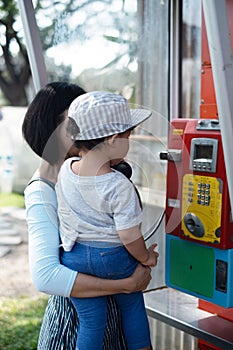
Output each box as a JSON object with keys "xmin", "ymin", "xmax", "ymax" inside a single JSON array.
[{"xmin": 47, "ymin": 36, "xmax": 120, "ymax": 76}]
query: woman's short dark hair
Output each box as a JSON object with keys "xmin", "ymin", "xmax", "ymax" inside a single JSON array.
[{"xmin": 22, "ymin": 82, "xmax": 86, "ymax": 164}]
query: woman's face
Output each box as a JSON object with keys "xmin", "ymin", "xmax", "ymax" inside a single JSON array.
[{"xmin": 58, "ymin": 110, "xmax": 79, "ymax": 160}]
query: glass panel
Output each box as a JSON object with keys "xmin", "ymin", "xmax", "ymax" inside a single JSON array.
[
  {"xmin": 34, "ymin": 0, "xmax": 138, "ymax": 93},
  {"xmin": 33, "ymin": 0, "xmax": 169, "ymax": 287},
  {"xmin": 182, "ymin": 0, "xmax": 202, "ymax": 118},
  {"xmin": 129, "ymin": 0, "xmax": 169, "ymax": 288}
]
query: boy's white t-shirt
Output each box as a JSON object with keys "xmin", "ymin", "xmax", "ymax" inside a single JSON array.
[{"xmin": 56, "ymin": 157, "xmax": 143, "ymax": 251}]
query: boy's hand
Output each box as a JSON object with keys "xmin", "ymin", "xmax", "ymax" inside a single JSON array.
[{"xmin": 141, "ymin": 244, "xmax": 159, "ymax": 267}]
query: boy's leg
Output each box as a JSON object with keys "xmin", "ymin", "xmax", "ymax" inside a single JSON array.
[
  {"xmin": 115, "ymin": 292, "xmax": 152, "ymax": 350},
  {"xmin": 71, "ymin": 296, "xmax": 107, "ymax": 350}
]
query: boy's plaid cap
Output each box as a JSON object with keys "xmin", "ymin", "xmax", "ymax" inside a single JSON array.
[{"xmin": 68, "ymin": 91, "xmax": 152, "ymax": 140}]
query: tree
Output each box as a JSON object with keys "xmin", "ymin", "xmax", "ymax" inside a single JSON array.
[
  {"xmin": 0, "ymin": 0, "xmax": 135, "ymax": 106},
  {"xmin": 0, "ymin": 0, "xmax": 30, "ymax": 105},
  {"xmin": 0, "ymin": 0, "xmax": 74, "ymax": 106}
]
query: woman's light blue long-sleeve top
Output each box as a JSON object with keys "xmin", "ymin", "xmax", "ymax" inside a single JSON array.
[{"xmin": 24, "ymin": 179, "xmax": 77, "ymax": 297}]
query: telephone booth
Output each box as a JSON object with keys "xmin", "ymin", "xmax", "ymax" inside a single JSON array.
[{"xmin": 17, "ymin": 0, "xmax": 233, "ymax": 349}]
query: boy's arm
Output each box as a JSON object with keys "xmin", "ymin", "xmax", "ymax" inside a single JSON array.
[{"xmin": 118, "ymin": 225, "xmax": 158, "ymax": 266}]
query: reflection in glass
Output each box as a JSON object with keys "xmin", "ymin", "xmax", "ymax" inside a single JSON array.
[{"xmin": 182, "ymin": 0, "xmax": 202, "ymax": 118}]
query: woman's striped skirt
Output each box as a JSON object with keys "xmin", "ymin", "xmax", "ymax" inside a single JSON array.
[{"xmin": 38, "ymin": 295, "xmax": 127, "ymax": 349}]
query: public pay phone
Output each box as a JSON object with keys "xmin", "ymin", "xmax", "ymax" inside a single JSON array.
[{"xmin": 162, "ymin": 118, "xmax": 233, "ymax": 307}]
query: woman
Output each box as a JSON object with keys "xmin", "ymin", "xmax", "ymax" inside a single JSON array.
[{"xmin": 22, "ymin": 82, "xmax": 152, "ymax": 350}]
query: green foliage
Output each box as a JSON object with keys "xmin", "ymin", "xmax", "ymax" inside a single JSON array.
[
  {"xmin": 0, "ymin": 296, "xmax": 48, "ymax": 350},
  {"xmin": 0, "ymin": 192, "xmax": 25, "ymax": 208},
  {"xmin": 0, "ymin": 0, "xmax": 29, "ymax": 106},
  {"xmin": 0, "ymin": 0, "xmax": 18, "ymax": 17}
]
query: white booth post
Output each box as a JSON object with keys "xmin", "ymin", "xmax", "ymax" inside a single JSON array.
[
  {"xmin": 202, "ymin": 0, "xmax": 233, "ymax": 213},
  {"xmin": 17, "ymin": 0, "xmax": 48, "ymax": 92}
]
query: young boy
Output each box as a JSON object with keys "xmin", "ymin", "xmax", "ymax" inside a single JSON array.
[{"xmin": 56, "ymin": 91, "xmax": 159, "ymax": 350}]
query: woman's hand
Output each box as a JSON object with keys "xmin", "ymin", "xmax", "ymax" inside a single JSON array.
[{"xmin": 125, "ymin": 264, "xmax": 152, "ymax": 293}]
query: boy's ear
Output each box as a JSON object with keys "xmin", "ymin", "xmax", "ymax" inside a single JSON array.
[{"xmin": 106, "ymin": 134, "xmax": 118, "ymax": 146}]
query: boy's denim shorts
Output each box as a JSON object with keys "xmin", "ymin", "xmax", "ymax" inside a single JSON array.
[{"xmin": 61, "ymin": 241, "xmax": 138, "ymax": 279}]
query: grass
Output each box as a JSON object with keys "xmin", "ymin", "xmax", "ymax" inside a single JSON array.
[
  {"xmin": 0, "ymin": 296, "xmax": 48, "ymax": 349},
  {"xmin": 0, "ymin": 192, "xmax": 25, "ymax": 208}
]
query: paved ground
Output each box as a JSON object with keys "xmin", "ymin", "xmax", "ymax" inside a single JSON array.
[{"xmin": 0, "ymin": 207, "xmax": 41, "ymax": 298}]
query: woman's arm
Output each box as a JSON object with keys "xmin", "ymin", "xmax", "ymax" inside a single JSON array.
[
  {"xmin": 71, "ymin": 264, "xmax": 152, "ymax": 298},
  {"xmin": 25, "ymin": 180, "xmax": 152, "ymax": 298},
  {"xmin": 25, "ymin": 180, "xmax": 77, "ymax": 297}
]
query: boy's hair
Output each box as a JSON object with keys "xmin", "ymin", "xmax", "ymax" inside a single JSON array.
[{"xmin": 74, "ymin": 138, "xmax": 106, "ymax": 151}]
